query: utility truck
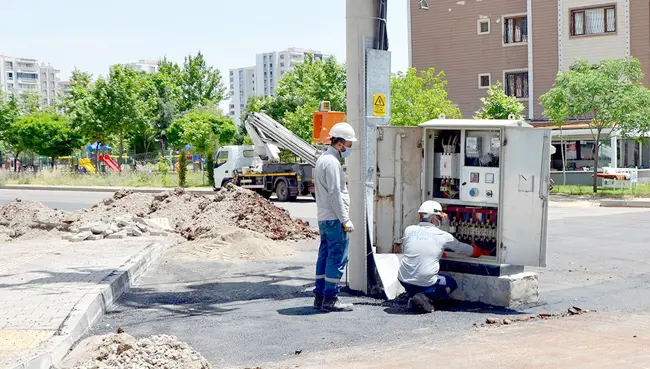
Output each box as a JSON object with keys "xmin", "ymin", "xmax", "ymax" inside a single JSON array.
[{"xmin": 213, "ymin": 112, "xmax": 321, "ymax": 202}]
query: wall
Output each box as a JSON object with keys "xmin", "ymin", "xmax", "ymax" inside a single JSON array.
[
  {"xmin": 560, "ymin": 0, "xmax": 628, "ymax": 71},
  {"xmin": 531, "ymin": 0, "xmax": 559, "ymax": 120},
  {"xmin": 629, "ymin": 0, "xmax": 650, "ymax": 88},
  {"xmin": 410, "ymin": 0, "xmax": 529, "ymax": 119}
]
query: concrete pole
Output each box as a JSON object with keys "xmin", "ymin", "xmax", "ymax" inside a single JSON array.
[{"xmin": 346, "ymin": 0, "xmax": 377, "ymax": 293}]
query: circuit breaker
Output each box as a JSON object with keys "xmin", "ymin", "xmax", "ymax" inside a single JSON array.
[{"xmin": 374, "ymin": 119, "xmax": 551, "ymax": 267}]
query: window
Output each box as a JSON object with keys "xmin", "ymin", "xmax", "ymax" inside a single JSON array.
[
  {"xmin": 280, "ymin": 62, "xmax": 285, "ymax": 67},
  {"xmin": 280, "ymin": 55, "xmax": 285, "ymax": 59},
  {"xmin": 7, "ymin": 72, "xmax": 12, "ymax": 80},
  {"xmin": 503, "ymin": 16, "xmax": 528, "ymax": 44},
  {"xmin": 478, "ymin": 73, "xmax": 491, "ymax": 88},
  {"xmin": 477, "ymin": 19, "xmax": 490, "ymax": 35},
  {"xmin": 571, "ymin": 6, "xmax": 615, "ymax": 36},
  {"xmin": 504, "ymin": 71, "xmax": 529, "ymax": 98},
  {"xmin": 243, "ymin": 150, "xmax": 255, "ymax": 158},
  {"xmin": 215, "ymin": 150, "xmax": 229, "ymax": 168}
]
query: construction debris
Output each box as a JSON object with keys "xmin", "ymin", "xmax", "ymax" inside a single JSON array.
[
  {"xmin": 59, "ymin": 332, "xmax": 211, "ymax": 369},
  {"xmin": 483, "ymin": 306, "xmax": 591, "ymax": 327},
  {"xmin": 0, "ymin": 185, "xmax": 317, "ymax": 247}
]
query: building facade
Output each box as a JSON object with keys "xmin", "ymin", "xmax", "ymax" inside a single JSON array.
[
  {"xmin": 408, "ymin": 0, "xmax": 650, "ymax": 120},
  {"xmin": 110, "ymin": 59, "xmax": 159, "ymax": 74},
  {"xmin": 0, "ymin": 55, "xmax": 62, "ymax": 107},
  {"xmin": 228, "ymin": 47, "xmax": 324, "ymax": 123}
]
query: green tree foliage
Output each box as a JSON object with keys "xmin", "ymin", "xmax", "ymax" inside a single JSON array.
[
  {"xmin": 12, "ymin": 113, "xmax": 82, "ymax": 167},
  {"xmin": 251, "ymin": 54, "xmax": 347, "ymax": 141},
  {"xmin": 540, "ymin": 57, "xmax": 650, "ymax": 193},
  {"xmin": 179, "ymin": 51, "xmax": 227, "ymax": 112},
  {"xmin": 474, "ymin": 82, "xmax": 526, "ymax": 120},
  {"xmin": 168, "ymin": 110, "xmax": 237, "ymax": 155},
  {"xmin": 206, "ymin": 150, "xmax": 215, "ymax": 187},
  {"xmin": 0, "ymin": 92, "xmax": 47, "ymax": 170},
  {"xmin": 177, "ymin": 149, "xmax": 188, "ymax": 187},
  {"xmin": 93, "ymin": 65, "xmax": 155, "ymax": 164},
  {"xmin": 390, "ymin": 68, "xmax": 461, "ymax": 126}
]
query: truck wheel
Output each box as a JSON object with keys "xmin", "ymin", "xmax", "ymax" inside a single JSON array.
[
  {"xmin": 261, "ymin": 191, "xmax": 272, "ymax": 199},
  {"xmin": 275, "ymin": 180, "xmax": 290, "ymax": 202},
  {"xmin": 220, "ymin": 179, "xmax": 232, "ymax": 189}
]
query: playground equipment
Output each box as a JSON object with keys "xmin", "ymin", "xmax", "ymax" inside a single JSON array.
[
  {"xmin": 78, "ymin": 158, "xmax": 96, "ymax": 173},
  {"xmin": 99, "ymin": 154, "xmax": 120, "ymax": 172}
]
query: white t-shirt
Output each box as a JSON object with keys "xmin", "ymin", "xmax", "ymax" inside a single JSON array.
[{"xmin": 397, "ymin": 222, "xmax": 474, "ymax": 287}]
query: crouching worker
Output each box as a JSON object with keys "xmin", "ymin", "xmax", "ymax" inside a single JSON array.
[{"xmin": 397, "ymin": 201, "xmax": 489, "ymax": 313}]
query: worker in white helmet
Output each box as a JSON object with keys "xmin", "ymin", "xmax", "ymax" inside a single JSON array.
[
  {"xmin": 312, "ymin": 122, "xmax": 357, "ymax": 312},
  {"xmin": 398, "ymin": 200, "xmax": 490, "ymax": 313}
]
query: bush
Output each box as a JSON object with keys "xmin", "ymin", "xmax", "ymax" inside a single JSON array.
[
  {"xmin": 206, "ymin": 150, "xmax": 215, "ymax": 187},
  {"xmin": 178, "ymin": 150, "xmax": 188, "ymax": 187},
  {"xmin": 157, "ymin": 155, "xmax": 171, "ymax": 187}
]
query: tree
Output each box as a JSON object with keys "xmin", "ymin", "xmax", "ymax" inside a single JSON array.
[
  {"xmin": 168, "ymin": 110, "xmax": 237, "ymax": 155},
  {"xmin": 149, "ymin": 63, "xmax": 183, "ymax": 153},
  {"xmin": 12, "ymin": 113, "xmax": 82, "ymax": 167},
  {"xmin": 177, "ymin": 149, "xmax": 188, "ymax": 187},
  {"xmin": 1, "ymin": 92, "xmax": 46, "ymax": 171},
  {"xmin": 540, "ymin": 57, "xmax": 650, "ymax": 193},
  {"xmin": 179, "ymin": 51, "xmax": 227, "ymax": 112},
  {"xmin": 474, "ymin": 82, "xmax": 525, "ymax": 120},
  {"xmin": 252, "ymin": 54, "xmax": 347, "ymax": 141},
  {"xmin": 391, "ymin": 68, "xmax": 461, "ymax": 125},
  {"xmin": 93, "ymin": 65, "xmax": 154, "ymax": 166},
  {"xmin": 206, "ymin": 149, "xmax": 215, "ymax": 187}
]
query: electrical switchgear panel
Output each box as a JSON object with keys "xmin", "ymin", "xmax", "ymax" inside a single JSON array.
[{"xmin": 374, "ymin": 120, "xmax": 551, "ymax": 268}]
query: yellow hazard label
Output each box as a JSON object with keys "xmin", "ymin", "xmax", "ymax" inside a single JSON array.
[{"xmin": 373, "ymin": 94, "xmax": 386, "ymax": 117}]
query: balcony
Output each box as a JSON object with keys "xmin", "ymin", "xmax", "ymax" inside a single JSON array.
[{"xmin": 17, "ymin": 64, "xmax": 38, "ymax": 71}]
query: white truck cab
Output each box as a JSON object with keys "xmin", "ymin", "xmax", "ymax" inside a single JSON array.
[{"xmin": 213, "ymin": 145, "xmax": 262, "ymax": 189}]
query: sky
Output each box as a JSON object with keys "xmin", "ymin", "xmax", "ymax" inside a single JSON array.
[{"xmin": 1, "ymin": 0, "xmax": 409, "ymax": 84}]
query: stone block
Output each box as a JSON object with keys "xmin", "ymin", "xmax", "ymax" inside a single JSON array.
[
  {"xmin": 90, "ymin": 223, "xmax": 109, "ymax": 235},
  {"xmin": 69, "ymin": 231, "xmax": 92, "ymax": 242},
  {"xmin": 86, "ymin": 234, "xmax": 104, "ymax": 241},
  {"xmin": 135, "ymin": 223, "xmax": 148, "ymax": 233},
  {"xmin": 61, "ymin": 233, "xmax": 74, "ymax": 240},
  {"xmin": 106, "ymin": 230, "xmax": 127, "ymax": 239},
  {"xmin": 149, "ymin": 230, "xmax": 168, "ymax": 237},
  {"xmin": 447, "ymin": 272, "xmax": 539, "ymax": 308},
  {"xmin": 131, "ymin": 228, "xmax": 143, "ymax": 237},
  {"xmin": 144, "ymin": 218, "xmax": 173, "ymax": 231}
]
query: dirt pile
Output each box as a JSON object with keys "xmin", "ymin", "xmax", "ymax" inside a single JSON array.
[
  {"xmin": 0, "ymin": 199, "xmax": 78, "ymax": 241},
  {"xmin": 166, "ymin": 226, "xmax": 294, "ymax": 261},
  {"xmin": 181, "ymin": 184, "xmax": 317, "ymax": 241},
  {"xmin": 75, "ymin": 185, "xmax": 317, "ymax": 242},
  {"xmin": 59, "ymin": 332, "xmax": 211, "ymax": 369}
]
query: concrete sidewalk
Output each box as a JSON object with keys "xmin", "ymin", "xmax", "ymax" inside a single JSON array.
[
  {"xmin": 0, "ymin": 184, "xmax": 215, "ymax": 195},
  {"xmin": 0, "ymin": 236, "xmax": 177, "ymax": 369}
]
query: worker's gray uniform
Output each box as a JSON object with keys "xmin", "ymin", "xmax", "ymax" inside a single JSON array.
[
  {"xmin": 313, "ymin": 146, "xmax": 350, "ymax": 298},
  {"xmin": 398, "ymin": 222, "xmax": 474, "ymax": 299}
]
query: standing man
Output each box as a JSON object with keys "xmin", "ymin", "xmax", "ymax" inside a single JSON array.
[
  {"xmin": 313, "ymin": 122, "xmax": 357, "ymax": 312},
  {"xmin": 398, "ymin": 200, "xmax": 489, "ymax": 313}
]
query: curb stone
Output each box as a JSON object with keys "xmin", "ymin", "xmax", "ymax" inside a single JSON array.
[
  {"xmin": 599, "ymin": 199, "xmax": 650, "ymax": 208},
  {"xmin": 7, "ymin": 238, "xmax": 177, "ymax": 369},
  {"xmin": 0, "ymin": 185, "xmax": 216, "ymax": 195}
]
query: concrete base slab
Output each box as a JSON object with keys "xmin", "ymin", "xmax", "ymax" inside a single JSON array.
[{"xmin": 447, "ymin": 272, "xmax": 539, "ymax": 308}]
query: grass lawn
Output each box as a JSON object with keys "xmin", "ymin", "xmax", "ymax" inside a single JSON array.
[
  {"xmin": 0, "ymin": 170, "xmax": 210, "ymax": 188},
  {"xmin": 551, "ymin": 184, "xmax": 650, "ymax": 197}
]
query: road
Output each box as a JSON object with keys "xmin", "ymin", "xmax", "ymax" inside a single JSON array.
[
  {"xmin": 6, "ymin": 190, "xmax": 650, "ymax": 367},
  {"xmin": 85, "ymin": 201, "xmax": 650, "ymax": 368}
]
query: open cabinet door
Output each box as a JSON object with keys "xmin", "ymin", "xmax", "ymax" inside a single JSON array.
[
  {"xmin": 374, "ymin": 126, "xmax": 423, "ymax": 254},
  {"xmin": 499, "ymin": 127, "xmax": 551, "ymax": 267}
]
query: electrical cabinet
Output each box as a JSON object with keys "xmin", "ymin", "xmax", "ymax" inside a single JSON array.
[{"xmin": 374, "ymin": 119, "xmax": 551, "ymax": 267}]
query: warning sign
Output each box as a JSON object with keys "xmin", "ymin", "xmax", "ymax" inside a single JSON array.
[{"xmin": 373, "ymin": 94, "xmax": 386, "ymax": 117}]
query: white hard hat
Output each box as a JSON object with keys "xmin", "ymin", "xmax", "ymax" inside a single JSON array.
[
  {"xmin": 418, "ymin": 200, "xmax": 444, "ymax": 217},
  {"xmin": 329, "ymin": 122, "xmax": 358, "ymax": 142}
]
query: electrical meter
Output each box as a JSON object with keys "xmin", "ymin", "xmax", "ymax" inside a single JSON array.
[{"xmin": 374, "ymin": 120, "xmax": 551, "ymax": 269}]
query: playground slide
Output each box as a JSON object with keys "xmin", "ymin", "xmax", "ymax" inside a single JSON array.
[
  {"xmin": 100, "ymin": 154, "xmax": 120, "ymax": 172},
  {"xmin": 79, "ymin": 158, "xmax": 96, "ymax": 173}
]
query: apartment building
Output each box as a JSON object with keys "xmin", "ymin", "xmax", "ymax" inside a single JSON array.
[
  {"xmin": 40, "ymin": 64, "xmax": 60, "ymax": 106},
  {"xmin": 228, "ymin": 47, "xmax": 325, "ymax": 123},
  {"xmin": 110, "ymin": 59, "xmax": 159, "ymax": 74},
  {"xmin": 0, "ymin": 55, "xmax": 62, "ymax": 106},
  {"xmin": 408, "ymin": 0, "xmax": 650, "ymax": 121}
]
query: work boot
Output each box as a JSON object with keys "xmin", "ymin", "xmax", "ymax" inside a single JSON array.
[
  {"xmin": 313, "ymin": 294, "xmax": 324, "ymax": 309},
  {"xmin": 409, "ymin": 293, "xmax": 434, "ymax": 314},
  {"xmin": 321, "ymin": 296, "xmax": 353, "ymax": 312}
]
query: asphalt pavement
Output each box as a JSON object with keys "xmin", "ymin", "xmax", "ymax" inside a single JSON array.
[{"xmin": 81, "ymin": 203, "xmax": 650, "ymax": 369}]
